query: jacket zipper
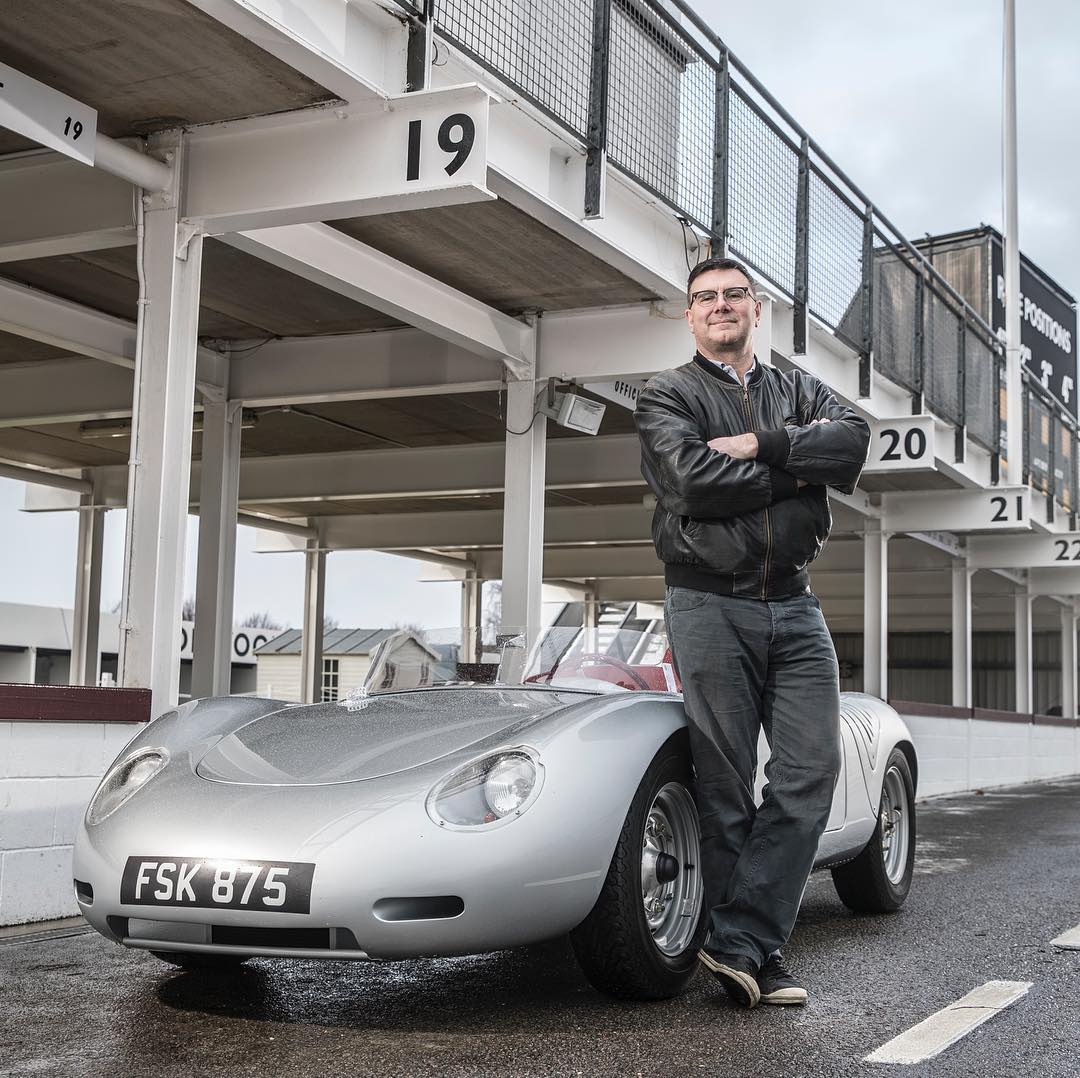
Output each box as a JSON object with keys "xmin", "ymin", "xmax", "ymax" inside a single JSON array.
[{"xmin": 741, "ymin": 381, "xmax": 772, "ymax": 599}]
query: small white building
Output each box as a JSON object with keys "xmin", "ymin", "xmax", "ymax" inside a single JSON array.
[
  {"xmin": 256, "ymin": 628, "xmax": 399, "ymax": 702},
  {"xmin": 0, "ymin": 601, "xmax": 261, "ymax": 695}
]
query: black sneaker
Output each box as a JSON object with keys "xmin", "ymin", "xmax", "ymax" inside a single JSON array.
[
  {"xmin": 698, "ymin": 949, "xmax": 761, "ymax": 1008},
  {"xmin": 757, "ymin": 953, "xmax": 807, "ymax": 1006}
]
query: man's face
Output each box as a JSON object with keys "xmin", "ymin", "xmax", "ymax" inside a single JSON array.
[{"xmin": 684, "ymin": 268, "xmax": 761, "ymax": 356}]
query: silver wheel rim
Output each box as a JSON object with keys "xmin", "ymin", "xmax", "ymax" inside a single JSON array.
[
  {"xmin": 879, "ymin": 764, "xmax": 910, "ymax": 884},
  {"xmin": 640, "ymin": 781, "xmax": 703, "ymax": 956}
]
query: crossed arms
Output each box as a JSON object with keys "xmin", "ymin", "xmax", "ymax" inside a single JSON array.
[{"xmin": 634, "ymin": 374, "xmax": 870, "ymax": 521}]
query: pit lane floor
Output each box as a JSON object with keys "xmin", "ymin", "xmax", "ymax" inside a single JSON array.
[{"xmin": 2, "ymin": 778, "xmax": 1078, "ymax": 1078}]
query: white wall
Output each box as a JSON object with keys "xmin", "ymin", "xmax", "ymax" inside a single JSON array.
[
  {"xmin": 902, "ymin": 713, "xmax": 971, "ymax": 800},
  {"xmin": 0, "ymin": 650, "xmax": 34, "ymax": 683},
  {"xmin": 2, "ymin": 711, "xmax": 1078, "ymax": 927},
  {"xmin": 255, "ymin": 654, "xmax": 373, "ymax": 701},
  {"xmin": 0, "ymin": 721, "xmax": 141, "ymax": 925},
  {"xmin": 340, "ymin": 655, "xmax": 372, "ymax": 693},
  {"xmin": 903, "ymin": 712, "xmax": 1080, "ymax": 800},
  {"xmin": 256, "ymin": 654, "xmax": 302, "ymax": 701}
]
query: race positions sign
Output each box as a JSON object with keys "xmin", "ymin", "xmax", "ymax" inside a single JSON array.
[{"xmin": 990, "ymin": 233, "xmax": 1078, "ymax": 416}]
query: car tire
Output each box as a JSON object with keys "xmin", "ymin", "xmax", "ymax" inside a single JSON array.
[
  {"xmin": 831, "ymin": 747, "xmax": 916, "ymax": 913},
  {"xmin": 149, "ymin": 950, "xmax": 251, "ymax": 970},
  {"xmin": 570, "ymin": 734, "xmax": 707, "ymax": 1000}
]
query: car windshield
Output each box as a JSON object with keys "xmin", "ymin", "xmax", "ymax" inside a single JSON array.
[{"xmin": 361, "ymin": 625, "xmax": 678, "ymax": 696}]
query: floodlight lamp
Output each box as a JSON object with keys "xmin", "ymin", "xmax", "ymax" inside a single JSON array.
[{"xmin": 536, "ymin": 379, "xmax": 606, "ymax": 436}]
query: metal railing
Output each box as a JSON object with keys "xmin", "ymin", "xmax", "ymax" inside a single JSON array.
[{"xmin": 394, "ymin": 0, "xmax": 1076, "ymax": 517}]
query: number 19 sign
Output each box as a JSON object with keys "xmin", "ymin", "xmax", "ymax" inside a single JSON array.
[
  {"xmin": 396, "ymin": 88, "xmax": 488, "ymax": 194},
  {"xmin": 0, "ymin": 61, "xmax": 97, "ymax": 166}
]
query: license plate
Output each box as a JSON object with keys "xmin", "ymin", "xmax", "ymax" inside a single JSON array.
[{"xmin": 120, "ymin": 856, "xmax": 315, "ymax": 914}]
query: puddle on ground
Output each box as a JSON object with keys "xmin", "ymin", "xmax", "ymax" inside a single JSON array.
[
  {"xmin": 913, "ymin": 856, "xmax": 970, "ymax": 876},
  {"xmin": 912, "ymin": 837, "xmax": 971, "ymax": 875}
]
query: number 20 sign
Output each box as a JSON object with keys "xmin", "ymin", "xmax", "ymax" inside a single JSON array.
[{"xmin": 864, "ymin": 416, "xmax": 936, "ymax": 473}]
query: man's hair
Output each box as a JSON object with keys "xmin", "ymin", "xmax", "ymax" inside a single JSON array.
[{"xmin": 686, "ymin": 257, "xmax": 757, "ymax": 305}]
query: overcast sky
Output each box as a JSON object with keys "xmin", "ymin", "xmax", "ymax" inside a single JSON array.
[
  {"xmin": 1, "ymin": 0, "xmax": 1076, "ymax": 631},
  {"xmin": 699, "ymin": 0, "xmax": 1079, "ymax": 288}
]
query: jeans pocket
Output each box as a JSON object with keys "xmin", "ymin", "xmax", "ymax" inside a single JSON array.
[{"xmin": 665, "ymin": 585, "xmax": 711, "ymax": 613}]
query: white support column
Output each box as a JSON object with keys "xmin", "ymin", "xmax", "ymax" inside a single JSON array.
[
  {"xmin": 300, "ymin": 529, "xmax": 327, "ymax": 704},
  {"xmin": 191, "ymin": 398, "xmax": 242, "ymax": 699},
  {"xmin": 951, "ymin": 560, "xmax": 973, "ymax": 709},
  {"xmin": 1061, "ymin": 603, "xmax": 1077, "ymax": 720},
  {"xmin": 460, "ymin": 569, "xmax": 482, "ymax": 663},
  {"xmin": 26, "ymin": 646, "xmax": 37, "ymax": 684},
  {"xmin": 499, "ymin": 349, "xmax": 545, "ymax": 646},
  {"xmin": 117, "ymin": 136, "xmax": 205, "ymax": 717},
  {"xmin": 1014, "ymin": 590, "xmax": 1033, "ymax": 714},
  {"xmin": 863, "ymin": 520, "xmax": 889, "ymax": 700},
  {"xmin": 583, "ymin": 580, "xmax": 599, "ymax": 653},
  {"xmin": 69, "ymin": 474, "xmax": 105, "ymax": 686}
]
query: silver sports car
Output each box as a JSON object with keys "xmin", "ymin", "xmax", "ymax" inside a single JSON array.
[{"xmin": 73, "ymin": 625, "xmax": 917, "ymax": 1000}]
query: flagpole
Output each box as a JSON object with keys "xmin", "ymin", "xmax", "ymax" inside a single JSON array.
[{"xmin": 1003, "ymin": 0, "xmax": 1023, "ymax": 482}]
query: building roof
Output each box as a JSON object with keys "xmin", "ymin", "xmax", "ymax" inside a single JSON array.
[
  {"xmin": 0, "ymin": 602, "xmax": 120, "ymax": 651},
  {"xmin": 915, "ymin": 225, "xmax": 1076, "ymax": 307},
  {"xmin": 255, "ymin": 628, "xmax": 401, "ymax": 657}
]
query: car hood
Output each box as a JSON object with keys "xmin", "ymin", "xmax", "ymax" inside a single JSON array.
[{"xmin": 194, "ymin": 687, "xmax": 581, "ymax": 786}]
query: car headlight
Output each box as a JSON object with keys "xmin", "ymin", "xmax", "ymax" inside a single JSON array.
[
  {"xmin": 86, "ymin": 748, "xmax": 168, "ymax": 826},
  {"xmin": 426, "ymin": 749, "xmax": 543, "ymax": 829}
]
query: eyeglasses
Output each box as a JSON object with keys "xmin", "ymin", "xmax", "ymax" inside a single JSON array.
[{"xmin": 689, "ymin": 286, "xmax": 755, "ymax": 307}]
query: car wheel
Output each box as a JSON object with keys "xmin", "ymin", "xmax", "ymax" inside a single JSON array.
[
  {"xmin": 831, "ymin": 747, "xmax": 916, "ymax": 913},
  {"xmin": 149, "ymin": 950, "xmax": 251, "ymax": 970},
  {"xmin": 570, "ymin": 735, "xmax": 707, "ymax": 1000}
]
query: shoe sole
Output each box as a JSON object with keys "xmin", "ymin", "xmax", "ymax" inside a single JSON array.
[
  {"xmin": 759, "ymin": 987, "xmax": 808, "ymax": 1006},
  {"xmin": 698, "ymin": 952, "xmax": 761, "ymax": 1008}
]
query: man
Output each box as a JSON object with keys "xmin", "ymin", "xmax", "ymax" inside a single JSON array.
[{"xmin": 634, "ymin": 257, "xmax": 870, "ymax": 1008}]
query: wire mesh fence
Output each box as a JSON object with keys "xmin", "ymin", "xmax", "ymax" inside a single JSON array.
[
  {"xmin": 808, "ymin": 168, "xmax": 864, "ymax": 344},
  {"xmin": 435, "ymin": 0, "xmax": 593, "ymax": 137},
  {"xmin": 423, "ymin": 0, "xmax": 1073, "ymax": 513},
  {"xmin": 923, "ymin": 286, "xmax": 963, "ymax": 427},
  {"xmin": 872, "ymin": 245, "xmax": 919, "ymax": 394},
  {"xmin": 1026, "ymin": 387, "xmax": 1052, "ymax": 495},
  {"xmin": 606, "ymin": 1, "xmax": 714, "ymax": 228},
  {"xmin": 728, "ymin": 88, "xmax": 798, "ymax": 296},
  {"xmin": 965, "ymin": 326, "xmax": 998, "ymax": 452},
  {"xmin": 1057, "ymin": 418, "xmax": 1076, "ymax": 513}
]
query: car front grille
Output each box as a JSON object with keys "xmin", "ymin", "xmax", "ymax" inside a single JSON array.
[{"xmin": 111, "ymin": 917, "xmax": 362, "ymax": 952}]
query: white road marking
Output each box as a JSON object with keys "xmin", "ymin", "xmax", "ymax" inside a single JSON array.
[
  {"xmin": 1050, "ymin": 923, "xmax": 1080, "ymax": 950},
  {"xmin": 864, "ymin": 980, "xmax": 1033, "ymax": 1065}
]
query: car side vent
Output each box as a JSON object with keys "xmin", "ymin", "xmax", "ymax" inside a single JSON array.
[
  {"xmin": 74, "ymin": 879, "xmax": 94, "ymax": 905},
  {"xmin": 373, "ymin": 896, "xmax": 465, "ymax": 922}
]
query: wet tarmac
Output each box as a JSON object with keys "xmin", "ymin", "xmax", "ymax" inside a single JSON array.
[{"xmin": 2, "ymin": 778, "xmax": 1079, "ymax": 1077}]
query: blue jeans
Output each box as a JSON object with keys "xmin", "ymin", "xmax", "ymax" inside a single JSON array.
[{"xmin": 665, "ymin": 586, "xmax": 841, "ymax": 966}]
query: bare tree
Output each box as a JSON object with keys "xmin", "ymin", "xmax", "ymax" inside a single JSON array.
[
  {"xmin": 482, "ymin": 581, "xmax": 502, "ymax": 643},
  {"xmin": 240, "ymin": 611, "xmax": 282, "ymax": 629},
  {"xmin": 181, "ymin": 595, "xmax": 196, "ymax": 621},
  {"xmin": 323, "ymin": 615, "xmax": 339, "ymax": 634}
]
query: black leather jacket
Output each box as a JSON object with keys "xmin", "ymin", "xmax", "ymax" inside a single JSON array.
[{"xmin": 635, "ymin": 354, "xmax": 870, "ymax": 599}]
